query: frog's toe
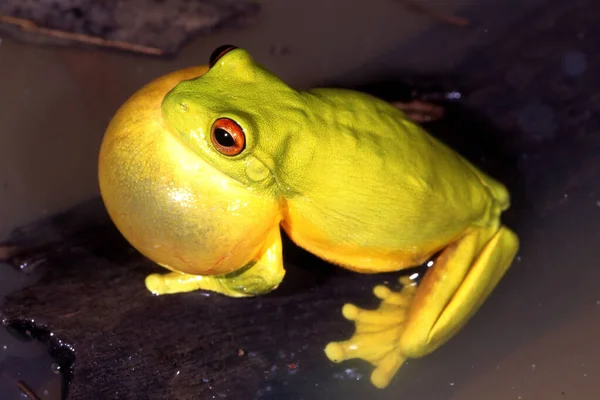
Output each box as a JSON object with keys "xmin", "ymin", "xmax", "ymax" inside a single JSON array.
[
  {"xmin": 325, "ymin": 330, "xmax": 397, "ymax": 365},
  {"xmin": 373, "ymin": 284, "xmax": 413, "ymax": 306},
  {"xmin": 145, "ymin": 273, "xmax": 167, "ymax": 295},
  {"xmin": 324, "ymin": 342, "xmax": 347, "ymax": 363},
  {"xmin": 341, "ymin": 303, "xmax": 360, "ymax": 320},
  {"xmin": 325, "ymin": 280, "xmax": 418, "ymax": 388},
  {"xmin": 373, "ymin": 284, "xmax": 392, "ymax": 299},
  {"xmin": 371, "ymin": 351, "xmax": 406, "ymax": 389},
  {"xmin": 325, "ymin": 331, "xmax": 407, "ymax": 389}
]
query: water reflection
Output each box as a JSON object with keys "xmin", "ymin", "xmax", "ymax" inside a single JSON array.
[{"xmin": 0, "ymin": 325, "xmax": 62, "ymax": 400}]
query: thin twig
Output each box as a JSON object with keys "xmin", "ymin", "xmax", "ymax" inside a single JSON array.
[
  {"xmin": 0, "ymin": 15, "xmax": 165, "ymax": 56},
  {"xmin": 17, "ymin": 380, "xmax": 42, "ymax": 400},
  {"xmin": 397, "ymin": 0, "xmax": 470, "ymax": 27},
  {"xmin": 0, "ymin": 245, "xmax": 17, "ymax": 261},
  {"xmin": 393, "ymin": 100, "xmax": 446, "ymax": 123}
]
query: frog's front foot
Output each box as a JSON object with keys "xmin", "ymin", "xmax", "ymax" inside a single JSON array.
[
  {"xmin": 145, "ymin": 267, "xmax": 284, "ymax": 298},
  {"xmin": 145, "ymin": 271, "xmax": 239, "ymax": 296},
  {"xmin": 325, "ymin": 277, "xmax": 417, "ymax": 389},
  {"xmin": 145, "ymin": 226, "xmax": 286, "ymax": 298},
  {"xmin": 145, "ymin": 273, "xmax": 170, "ymax": 295}
]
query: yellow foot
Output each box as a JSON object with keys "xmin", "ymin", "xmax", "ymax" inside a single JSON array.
[
  {"xmin": 325, "ymin": 277, "xmax": 417, "ymax": 389},
  {"xmin": 145, "ymin": 271, "xmax": 229, "ymax": 296}
]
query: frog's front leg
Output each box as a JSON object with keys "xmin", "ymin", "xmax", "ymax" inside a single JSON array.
[
  {"xmin": 145, "ymin": 225, "xmax": 285, "ymax": 298},
  {"xmin": 325, "ymin": 224, "xmax": 519, "ymax": 389}
]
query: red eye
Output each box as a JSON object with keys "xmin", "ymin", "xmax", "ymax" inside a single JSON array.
[{"xmin": 210, "ymin": 118, "xmax": 246, "ymax": 156}]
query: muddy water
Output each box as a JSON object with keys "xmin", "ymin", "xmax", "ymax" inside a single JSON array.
[{"xmin": 2, "ymin": 0, "xmax": 600, "ymax": 398}]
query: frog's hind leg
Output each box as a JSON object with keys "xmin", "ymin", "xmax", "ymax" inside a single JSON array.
[{"xmin": 325, "ymin": 225, "xmax": 519, "ymax": 389}]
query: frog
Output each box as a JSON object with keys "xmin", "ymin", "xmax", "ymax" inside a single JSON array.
[{"xmin": 98, "ymin": 45, "xmax": 519, "ymax": 389}]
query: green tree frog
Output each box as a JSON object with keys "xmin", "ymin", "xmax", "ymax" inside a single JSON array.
[{"xmin": 98, "ymin": 45, "xmax": 519, "ymax": 389}]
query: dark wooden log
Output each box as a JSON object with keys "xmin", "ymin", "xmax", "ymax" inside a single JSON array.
[
  {"xmin": 3, "ymin": 0, "xmax": 600, "ymax": 397},
  {"xmin": 1, "ymin": 197, "xmax": 421, "ymax": 400}
]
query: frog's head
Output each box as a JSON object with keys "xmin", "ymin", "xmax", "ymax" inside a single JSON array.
[
  {"xmin": 98, "ymin": 47, "xmax": 289, "ymax": 281},
  {"xmin": 161, "ymin": 45, "xmax": 305, "ymax": 191}
]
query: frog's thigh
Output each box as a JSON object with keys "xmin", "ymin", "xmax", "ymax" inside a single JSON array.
[
  {"xmin": 325, "ymin": 225, "xmax": 519, "ymax": 389},
  {"xmin": 400, "ymin": 224, "xmax": 519, "ymax": 358}
]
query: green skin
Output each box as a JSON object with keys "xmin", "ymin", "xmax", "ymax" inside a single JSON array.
[
  {"xmin": 103, "ymin": 47, "xmax": 519, "ymax": 389},
  {"xmin": 162, "ymin": 48, "xmax": 508, "ymax": 261}
]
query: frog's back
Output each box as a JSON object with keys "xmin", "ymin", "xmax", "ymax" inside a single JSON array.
[{"xmin": 279, "ymin": 88, "xmax": 510, "ymax": 273}]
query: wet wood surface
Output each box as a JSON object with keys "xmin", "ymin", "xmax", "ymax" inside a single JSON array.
[
  {"xmin": 3, "ymin": 0, "xmax": 600, "ymax": 398},
  {"xmin": 0, "ymin": 197, "xmax": 415, "ymax": 400}
]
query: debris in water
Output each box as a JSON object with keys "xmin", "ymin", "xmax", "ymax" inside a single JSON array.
[
  {"xmin": 396, "ymin": 0, "xmax": 470, "ymax": 27},
  {"xmin": 333, "ymin": 367, "xmax": 363, "ymax": 381},
  {"xmin": 17, "ymin": 380, "xmax": 42, "ymax": 400}
]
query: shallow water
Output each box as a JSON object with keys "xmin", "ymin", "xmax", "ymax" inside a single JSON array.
[{"xmin": 2, "ymin": 0, "xmax": 600, "ymax": 398}]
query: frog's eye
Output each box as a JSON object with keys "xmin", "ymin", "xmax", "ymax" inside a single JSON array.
[
  {"xmin": 209, "ymin": 45, "xmax": 238, "ymax": 68},
  {"xmin": 210, "ymin": 118, "xmax": 246, "ymax": 156}
]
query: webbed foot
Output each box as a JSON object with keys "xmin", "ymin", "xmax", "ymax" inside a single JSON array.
[
  {"xmin": 325, "ymin": 277, "xmax": 417, "ymax": 389},
  {"xmin": 325, "ymin": 225, "xmax": 519, "ymax": 389}
]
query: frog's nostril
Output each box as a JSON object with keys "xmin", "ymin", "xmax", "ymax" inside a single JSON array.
[{"xmin": 161, "ymin": 91, "xmax": 188, "ymax": 117}]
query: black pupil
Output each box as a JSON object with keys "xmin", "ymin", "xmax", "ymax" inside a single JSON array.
[{"xmin": 214, "ymin": 128, "xmax": 235, "ymax": 147}]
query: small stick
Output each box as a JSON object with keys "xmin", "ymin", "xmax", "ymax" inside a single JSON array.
[
  {"xmin": 0, "ymin": 15, "xmax": 165, "ymax": 56},
  {"xmin": 393, "ymin": 100, "xmax": 446, "ymax": 123},
  {"xmin": 17, "ymin": 380, "xmax": 42, "ymax": 400},
  {"xmin": 0, "ymin": 245, "xmax": 17, "ymax": 261},
  {"xmin": 397, "ymin": 0, "xmax": 470, "ymax": 27}
]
